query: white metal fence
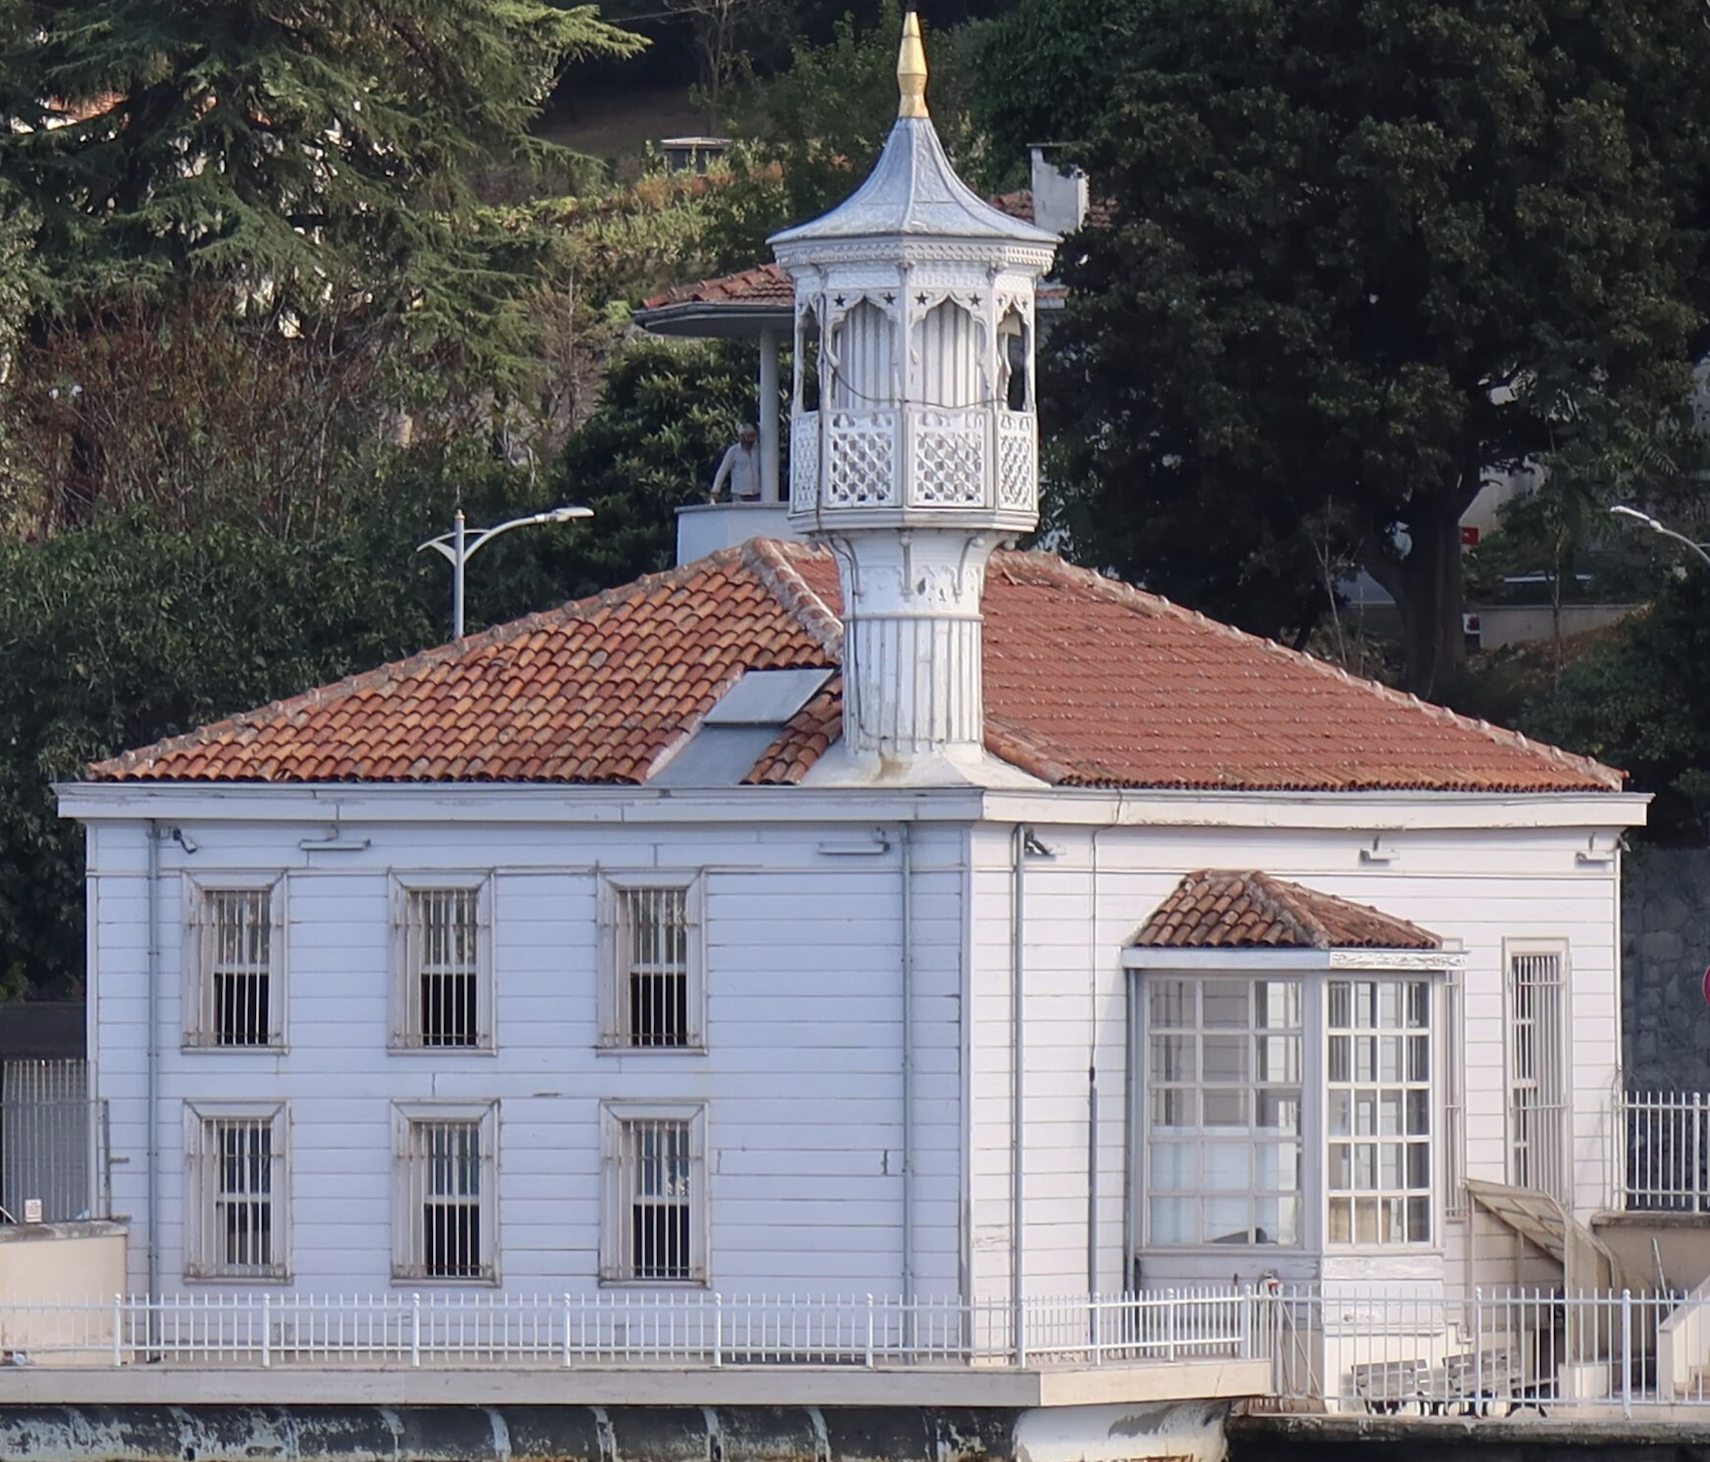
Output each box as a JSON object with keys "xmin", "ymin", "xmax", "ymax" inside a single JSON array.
[
  {"xmin": 1263, "ymin": 1285, "xmax": 1700, "ymax": 1416},
  {"xmin": 9, "ymin": 1284, "xmax": 1710, "ymax": 1414},
  {"xmin": 0, "ymin": 1089, "xmax": 106, "ymax": 1224},
  {"xmin": 1621, "ymin": 1090, "xmax": 1710, "ymax": 1212},
  {"xmin": 0, "ymin": 1288, "xmax": 1253, "ymax": 1369}
]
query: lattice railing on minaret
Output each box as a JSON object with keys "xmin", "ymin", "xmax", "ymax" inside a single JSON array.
[
  {"xmin": 824, "ymin": 412, "xmax": 898, "ymax": 506},
  {"xmin": 790, "ymin": 414, "xmax": 820, "ymax": 512},
  {"xmin": 996, "ymin": 412, "xmax": 1036, "ymax": 510},
  {"xmin": 913, "ymin": 412, "xmax": 987, "ymax": 507}
]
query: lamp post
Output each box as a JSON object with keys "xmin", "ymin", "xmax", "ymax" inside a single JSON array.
[
  {"xmin": 1609, "ymin": 504, "xmax": 1710, "ymax": 572},
  {"xmin": 418, "ymin": 505, "xmax": 593, "ymax": 641}
]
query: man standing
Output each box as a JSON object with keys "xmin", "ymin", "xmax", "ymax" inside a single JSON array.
[{"xmin": 711, "ymin": 424, "xmax": 762, "ymax": 502}]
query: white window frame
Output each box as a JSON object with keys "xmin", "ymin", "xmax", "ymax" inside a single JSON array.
[
  {"xmin": 391, "ymin": 1101, "xmax": 499, "ymax": 1285},
  {"xmin": 600, "ymin": 1102, "xmax": 709, "ymax": 1286},
  {"xmin": 1141, "ymin": 975, "xmax": 1307, "ymax": 1249},
  {"xmin": 597, "ymin": 873, "xmax": 706, "ymax": 1053},
  {"xmin": 183, "ymin": 874, "xmax": 286, "ymax": 1050},
  {"xmin": 184, "ymin": 1102, "xmax": 289, "ymax": 1282},
  {"xmin": 1504, "ymin": 939, "xmax": 1572, "ymax": 1202},
  {"xmin": 389, "ymin": 874, "xmax": 494, "ymax": 1053},
  {"xmin": 1325, "ymin": 975, "xmax": 1434, "ymax": 1247}
]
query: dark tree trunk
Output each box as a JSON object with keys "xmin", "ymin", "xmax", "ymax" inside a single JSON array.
[{"xmin": 1360, "ymin": 458, "xmax": 1483, "ymax": 699}]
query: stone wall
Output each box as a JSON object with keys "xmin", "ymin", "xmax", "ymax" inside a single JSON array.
[{"xmin": 1622, "ymin": 846, "xmax": 1710, "ymax": 1090}]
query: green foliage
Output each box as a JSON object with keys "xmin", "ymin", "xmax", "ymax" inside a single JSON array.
[
  {"xmin": 1018, "ymin": 0, "xmax": 1710, "ymax": 694},
  {"xmin": 560, "ymin": 335, "xmax": 780, "ymax": 584},
  {"xmin": 1522, "ymin": 573, "xmax": 1710, "ymax": 843},
  {"xmin": 701, "ymin": 2, "xmax": 984, "ymax": 268},
  {"xmin": 0, "ymin": 0, "xmax": 641, "ymax": 344}
]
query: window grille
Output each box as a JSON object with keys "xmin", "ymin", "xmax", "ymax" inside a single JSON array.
[
  {"xmin": 394, "ymin": 1110, "xmax": 495, "ymax": 1282},
  {"xmin": 602, "ymin": 1106, "xmax": 705, "ymax": 1283},
  {"xmin": 1144, "ymin": 976, "xmax": 1304, "ymax": 1247},
  {"xmin": 187, "ymin": 1107, "xmax": 286, "ymax": 1279},
  {"xmin": 602, "ymin": 879, "xmax": 702, "ymax": 1050},
  {"xmin": 1507, "ymin": 947, "xmax": 1568, "ymax": 1201},
  {"xmin": 1327, "ymin": 978, "xmax": 1432, "ymax": 1245},
  {"xmin": 187, "ymin": 885, "xmax": 281, "ymax": 1048},
  {"xmin": 394, "ymin": 885, "xmax": 488, "ymax": 1050}
]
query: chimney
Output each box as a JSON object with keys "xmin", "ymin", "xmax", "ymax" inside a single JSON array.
[{"xmin": 1028, "ymin": 145, "xmax": 1088, "ymax": 239}]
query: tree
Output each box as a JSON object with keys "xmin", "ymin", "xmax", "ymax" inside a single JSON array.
[
  {"xmin": 558, "ymin": 335, "xmax": 779, "ymax": 587},
  {"xmin": 702, "ymin": 1, "xmax": 983, "ymax": 269},
  {"xmin": 0, "ymin": 0, "xmax": 643, "ymax": 523},
  {"xmin": 1016, "ymin": 0, "xmax": 1710, "ymax": 694}
]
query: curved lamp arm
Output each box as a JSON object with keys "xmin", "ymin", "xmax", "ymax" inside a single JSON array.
[
  {"xmin": 1610, "ymin": 504, "xmax": 1710, "ymax": 571},
  {"xmin": 417, "ymin": 505, "xmax": 594, "ymax": 640}
]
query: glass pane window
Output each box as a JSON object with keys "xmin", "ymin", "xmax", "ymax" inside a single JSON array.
[
  {"xmin": 1327, "ymin": 978, "xmax": 1432, "ymax": 1245},
  {"xmin": 399, "ymin": 887, "xmax": 484, "ymax": 1049},
  {"xmin": 608, "ymin": 884, "xmax": 699, "ymax": 1050},
  {"xmin": 394, "ymin": 1111, "xmax": 494, "ymax": 1282},
  {"xmin": 1145, "ymin": 976, "xmax": 1303, "ymax": 1247},
  {"xmin": 193, "ymin": 888, "xmax": 278, "ymax": 1047},
  {"xmin": 189, "ymin": 1108, "xmax": 286, "ymax": 1279},
  {"xmin": 605, "ymin": 1110, "xmax": 704, "ymax": 1283}
]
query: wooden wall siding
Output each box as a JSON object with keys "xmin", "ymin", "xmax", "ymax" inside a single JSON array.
[
  {"xmin": 965, "ymin": 823, "xmax": 1623, "ymax": 1304},
  {"xmin": 89, "ymin": 807, "xmax": 1624, "ymax": 1302},
  {"xmin": 88, "ymin": 820, "xmax": 969, "ymax": 1296}
]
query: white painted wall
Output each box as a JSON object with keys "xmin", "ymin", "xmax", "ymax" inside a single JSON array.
[
  {"xmin": 965, "ymin": 818, "xmax": 1633, "ymax": 1304},
  {"xmin": 77, "ymin": 788, "xmax": 1639, "ymax": 1304},
  {"xmin": 84, "ymin": 814, "xmax": 968, "ymax": 1298}
]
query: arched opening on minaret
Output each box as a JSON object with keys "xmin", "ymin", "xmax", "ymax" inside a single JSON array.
[
  {"xmin": 914, "ymin": 298, "xmax": 984, "ymax": 412},
  {"xmin": 827, "ymin": 299, "xmax": 897, "ymax": 413},
  {"xmin": 794, "ymin": 305, "xmax": 822, "ymax": 413},
  {"xmin": 999, "ymin": 304, "xmax": 1032, "ymax": 413}
]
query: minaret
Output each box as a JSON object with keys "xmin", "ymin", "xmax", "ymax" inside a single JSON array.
[{"xmin": 770, "ymin": 9, "xmax": 1058, "ymax": 780}]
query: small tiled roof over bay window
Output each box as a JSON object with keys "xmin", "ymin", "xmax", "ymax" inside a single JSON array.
[{"xmin": 1132, "ymin": 871, "xmax": 1443, "ymax": 952}]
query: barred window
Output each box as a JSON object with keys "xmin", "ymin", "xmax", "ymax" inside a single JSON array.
[
  {"xmin": 392, "ymin": 881, "xmax": 490, "ymax": 1050},
  {"xmin": 186, "ymin": 882, "xmax": 283, "ymax": 1048},
  {"xmin": 602, "ymin": 1105, "xmax": 706, "ymax": 1284},
  {"xmin": 393, "ymin": 1105, "xmax": 496, "ymax": 1282},
  {"xmin": 186, "ymin": 1105, "xmax": 287, "ymax": 1280},
  {"xmin": 600, "ymin": 877, "xmax": 703, "ymax": 1051},
  {"xmin": 1508, "ymin": 945, "xmax": 1568, "ymax": 1201}
]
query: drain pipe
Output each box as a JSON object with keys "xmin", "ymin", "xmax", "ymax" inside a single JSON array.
[
  {"xmin": 1010, "ymin": 823, "xmax": 1028, "ymax": 1357},
  {"xmin": 899, "ymin": 821, "xmax": 915, "ymax": 1314},
  {"xmin": 1087, "ymin": 825, "xmax": 1102, "ymax": 1298},
  {"xmin": 145, "ymin": 819, "xmax": 161, "ymax": 1307}
]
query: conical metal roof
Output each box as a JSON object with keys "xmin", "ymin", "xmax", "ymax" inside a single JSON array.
[{"xmin": 769, "ymin": 11, "xmax": 1057, "ymax": 249}]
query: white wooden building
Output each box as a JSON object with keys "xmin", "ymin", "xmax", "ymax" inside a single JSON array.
[{"xmin": 60, "ymin": 16, "xmax": 1646, "ymax": 1384}]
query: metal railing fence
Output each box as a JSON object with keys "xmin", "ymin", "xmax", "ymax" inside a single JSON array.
[
  {"xmin": 1621, "ymin": 1090, "xmax": 1710, "ymax": 1212},
  {"xmin": 0, "ymin": 1093, "xmax": 106, "ymax": 1224},
  {"xmin": 0, "ymin": 1288, "xmax": 1253, "ymax": 1369}
]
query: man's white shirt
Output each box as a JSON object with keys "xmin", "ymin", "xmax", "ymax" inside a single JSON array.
[{"xmin": 713, "ymin": 442, "xmax": 762, "ymax": 500}]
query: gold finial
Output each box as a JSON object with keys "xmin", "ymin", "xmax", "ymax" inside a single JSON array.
[{"xmin": 897, "ymin": 7, "xmax": 928, "ymax": 119}]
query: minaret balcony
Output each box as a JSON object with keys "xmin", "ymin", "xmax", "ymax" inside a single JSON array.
[{"xmin": 789, "ymin": 407, "xmax": 1038, "ymax": 524}]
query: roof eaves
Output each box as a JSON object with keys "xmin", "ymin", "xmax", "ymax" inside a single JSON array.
[
  {"xmin": 90, "ymin": 548, "xmax": 758, "ymax": 782},
  {"xmin": 990, "ymin": 555, "xmax": 1626, "ymax": 792}
]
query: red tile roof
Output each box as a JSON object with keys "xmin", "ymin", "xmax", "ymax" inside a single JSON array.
[
  {"xmin": 640, "ymin": 264, "xmax": 793, "ymax": 311},
  {"xmin": 90, "ymin": 541, "xmax": 1622, "ymax": 793},
  {"xmin": 1134, "ymin": 871, "xmax": 1442, "ymax": 950}
]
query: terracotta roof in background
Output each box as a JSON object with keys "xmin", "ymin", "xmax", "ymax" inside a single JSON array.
[
  {"xmin": 1133, "ymin": 871, "xmax": 1443, "ymax": 951},
  {"xmin": 641, "ymin": 264, "xmax": 793, "ymax": 311},
  {"xmin": 91, "ymin": 541, "xmax": 1623, "ymax": 794}
]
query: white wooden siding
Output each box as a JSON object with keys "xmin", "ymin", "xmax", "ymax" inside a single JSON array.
[
  {"xmin": 966, "ymin": 822, "xmax": 1626, "ymax": 1305},
  {"xmin": 89, "ymin": 820, "xmax": 968, "ymax": 1297}
]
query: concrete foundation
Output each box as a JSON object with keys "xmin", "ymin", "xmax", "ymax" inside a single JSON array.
[{"xmin": 0, "ymin": 1402, "xmax": 1232, "ymax": 1462}]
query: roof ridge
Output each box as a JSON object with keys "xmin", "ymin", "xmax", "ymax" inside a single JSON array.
[
  {"xmin": 743, "ymin": 539, "xmax": 845, "ymax": 657},
  {"xmin": 1239, "ymin": 870, "xmax": 1330, "ymax": 950},
  {"xmin": 992, "ymin": 551, "xmax": 1625, "ymax": 792},
  {"xmin": 91, "ymin": 548, "xmax": 756, "ymax": 778}
]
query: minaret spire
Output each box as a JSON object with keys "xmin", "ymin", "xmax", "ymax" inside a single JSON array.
[{"xmin": 897, "ymin": 6, "xmax": 929, "ymax": 120}]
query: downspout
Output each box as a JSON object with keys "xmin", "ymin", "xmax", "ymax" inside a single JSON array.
[
  {"xmin": 1088, "ymin": 825, "xmax": 1101, "ymax": 1297},
  {"xmin": 900, "ymin": 821, "xmax": 914, "ymax": 1312},
  {"xmin": 1011, "ymin": 823, "xmax": 1027, "ymax": 1354},
  {"xmin": 145, "ymin": 819, "xmax": 161, "ymax": 1306}
]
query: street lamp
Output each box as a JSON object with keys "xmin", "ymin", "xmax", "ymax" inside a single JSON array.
[
  {"xmin": 418, "ymin": 505, "xmax": 594, "ymax": 641},
  {"xmin": 1609, "ymin": 504, "xmax": 1710, "ymax": 572}
]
